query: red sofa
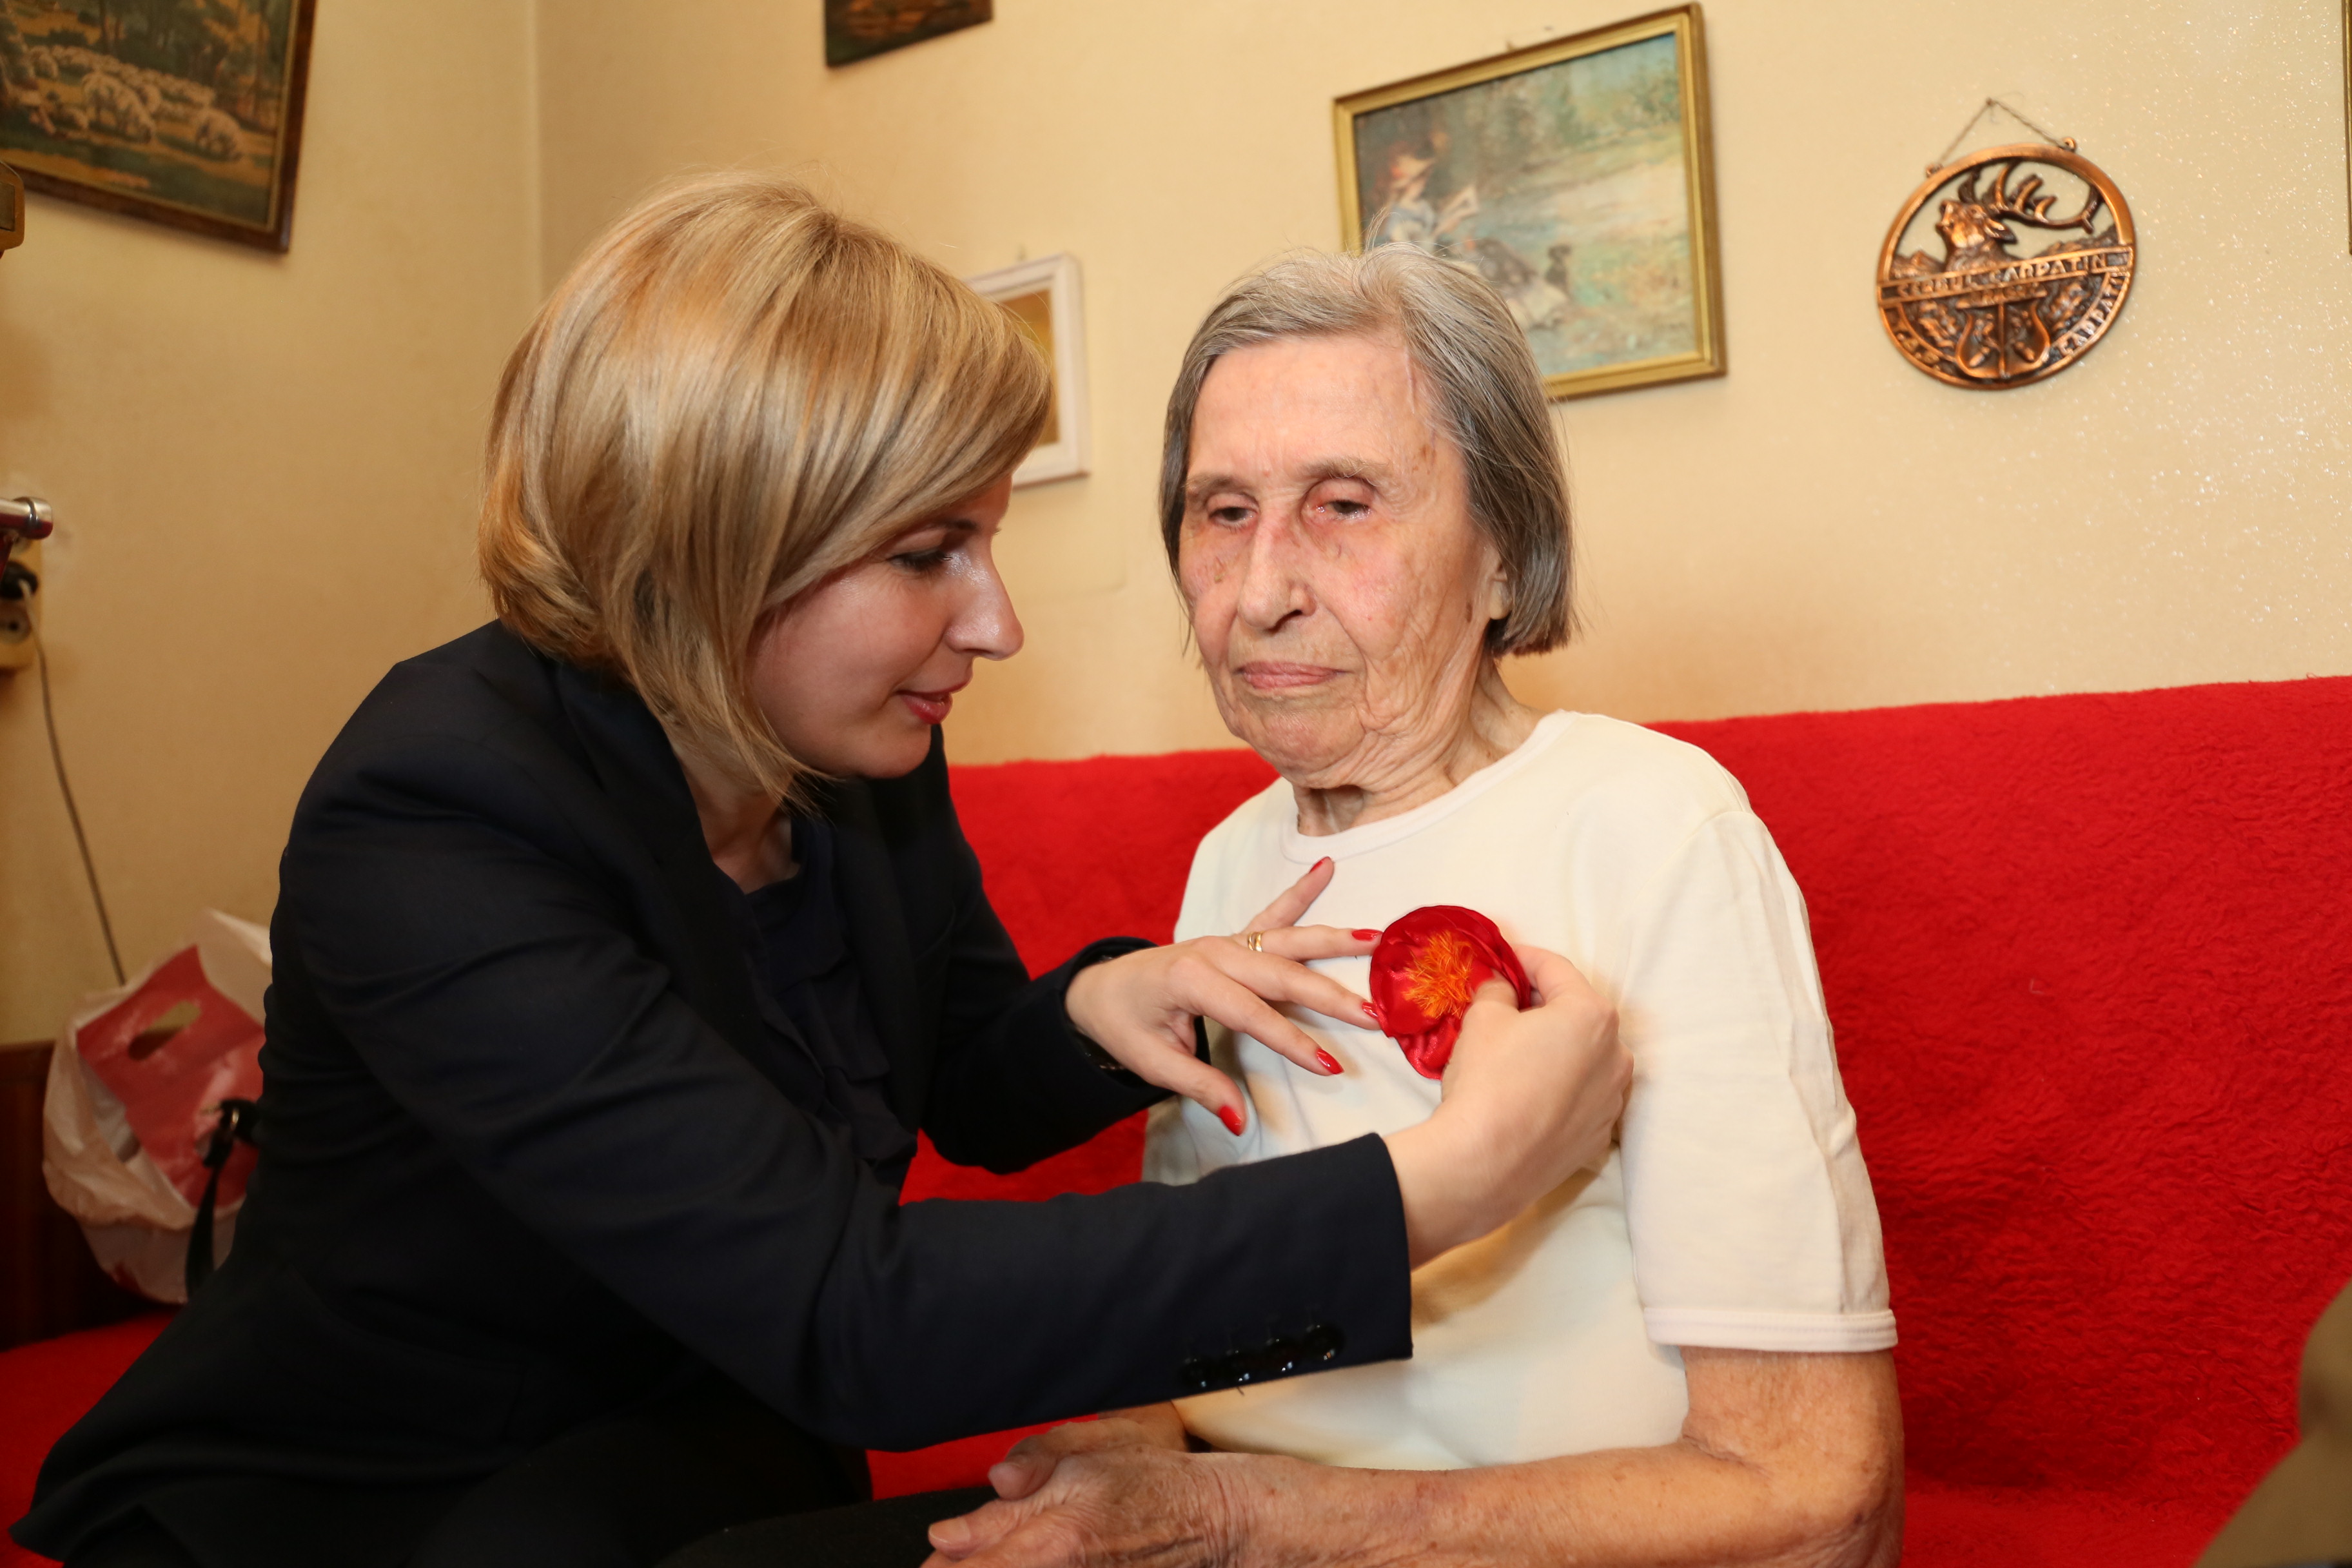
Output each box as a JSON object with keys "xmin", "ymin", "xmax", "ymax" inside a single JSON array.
[{"xmin": 10, "ymin": 675, "xmax": 2351, "ymax": 1566}]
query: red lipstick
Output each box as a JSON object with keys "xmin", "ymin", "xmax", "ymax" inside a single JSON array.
[{"xmin": 898, "ymin": 676, "xmax": 970, "ymax": 725}]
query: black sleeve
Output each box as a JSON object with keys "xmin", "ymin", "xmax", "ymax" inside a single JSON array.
[{"xmin": 282, "ymin": 729, "xmax": 1413, "ymax": 1453}]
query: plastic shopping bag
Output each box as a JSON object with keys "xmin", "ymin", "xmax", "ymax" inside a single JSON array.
[{"xmin": 42, "ymin": 910, "xmax": 270, "ymax": 1303}]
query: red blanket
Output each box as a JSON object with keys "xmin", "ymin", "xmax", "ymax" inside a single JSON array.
[
  {"xmin": 905, "ymin": 676, "xmax": 2352, "ymax": 1561},
  {"xmin": 10, "ymin": 676, "xmax": 2349, "ymax": 1565}
]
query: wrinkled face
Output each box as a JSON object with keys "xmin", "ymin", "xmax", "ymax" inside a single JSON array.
[
  {"xmin": 749, "ymin": 475, "xmax": 1021, "ymax": 780},
  {"xmin": 1176, "ymin": 333, "xmax": 1507, "ymax": 787}
]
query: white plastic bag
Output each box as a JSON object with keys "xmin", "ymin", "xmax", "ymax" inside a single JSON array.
[{"xmin": 42, "ymin": 910, "xmax": 271, "ymax": 1303}]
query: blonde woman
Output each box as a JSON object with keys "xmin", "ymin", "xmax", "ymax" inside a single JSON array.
[{"xmin": 12, "ymin": 178, "xmax": 1629, "ymax": 1568}]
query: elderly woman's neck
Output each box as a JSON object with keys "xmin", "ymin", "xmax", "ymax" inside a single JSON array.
[{"xmin": 1291, "ymin": 664, "xmax": 1542, "ymax": 838}]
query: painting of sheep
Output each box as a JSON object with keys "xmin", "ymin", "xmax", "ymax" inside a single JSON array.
[{"xmin": 0, "ymin": 0, "xmax": 314, "ymax": 250}]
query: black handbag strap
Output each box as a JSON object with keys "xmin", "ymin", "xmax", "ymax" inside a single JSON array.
[{"xmin": 185, "ymin": 1097, "xmax": 259, "ymax": 1298}]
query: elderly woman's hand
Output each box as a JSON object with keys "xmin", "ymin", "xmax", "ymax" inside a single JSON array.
[
  {"xmin": 981, "ymin": 1404, "xmax": 1190, "ymax": 1504},
  {"xmin": 1063, "ymin": 858, "xmax": 1378, "ymax": 1133},
  {"xmin": 925, "ymin": 1349, "xmax": 1905, "ymax": 1568},
  {"xmin": 1385, "ymin": 944, "xmax": 1630, "ymax": 1265},
  {"xmin": 925, "ymin": 1442, "xmax": 1257, "ymax": 1568}
]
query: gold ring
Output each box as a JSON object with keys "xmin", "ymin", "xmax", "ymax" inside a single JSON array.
[{"xmin": 1240, "ymin": 931, "xmax": 1264, "ymax": 952}]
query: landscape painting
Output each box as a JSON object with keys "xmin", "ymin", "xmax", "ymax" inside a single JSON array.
[
  {"xmin": 0, "ymin": 0, "xmax": 313, "ymax": 250},
  {"xmin": 1336, "ymin": 6, "xmax": 1723, "ymax": 399}
]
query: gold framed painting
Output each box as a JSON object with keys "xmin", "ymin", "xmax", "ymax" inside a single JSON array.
[
  {"xmin": 1335, "ymin": 4, "xmax": 1725, "ymax": 400},
  {"xmin": 0, "ymin": 0, "xmax": 315, "ymax": 252},
  {"xmin": 965, "ymin": 253, "xmax": 1090, "ymax": 488}
]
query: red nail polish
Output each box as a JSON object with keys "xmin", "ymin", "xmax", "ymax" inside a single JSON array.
[
  {"xmin": 1219, "ymin": 1104, "xmax": 1246, "ymax": 1135},
  {"xmin": 1353, "ymin": 929, "xmax": 1381, "ymax": 941},
  {"xmin": 1315, "ymin": 857, "xmax": 1333, "ymax": 872},
  {"xmin": 1315, "ymin": 1048, "xmax": 1344, "ymax": 1075}
]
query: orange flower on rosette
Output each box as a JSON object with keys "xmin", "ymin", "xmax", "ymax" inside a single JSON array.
[{"xmin": 1367, "ymin": 906, "xmax": 1534, "ymax": 1080}]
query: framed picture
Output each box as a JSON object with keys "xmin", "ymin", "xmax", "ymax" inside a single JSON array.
[
  {"xmin": 826, "ymin": 0, "xmax": 990, "ymax": 68},
  {"xmin": 1335, "ymin": 5, "xmax": 1724, "ymax": 400},
  {"xmin": 0, "ymin": 155, "xmax": 21, "ymax": 255},
  {"xmin": 0, "ymin": 0, "xmax": 314, "ymax": 252},
  {"xmin": 965, "ymin": 253, "xmax": 1089, "ymax": 489}
]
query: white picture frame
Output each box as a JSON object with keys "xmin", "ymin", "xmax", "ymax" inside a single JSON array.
[{"xmin": 964, "ymin": 253, "xmax": 1089, "ymax": 487}]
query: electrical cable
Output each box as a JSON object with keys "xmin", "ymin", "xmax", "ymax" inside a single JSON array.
[{"xmin": 35, "ymin": 628, "xmax": 124, "ymax": 985}]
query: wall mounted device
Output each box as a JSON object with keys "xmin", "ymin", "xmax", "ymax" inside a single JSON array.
[
  {"xmin": 0, "ymin": 539, "xmax": 36, "ymax": 673},
  {"xmin": 1, "ymin": 486, "xmax": 114, "ymax": 975},
  {"xmin": 0, "ymin": 498, "xmax": 54, "ymax": 673},
  {"xmin": 1, "ymin": 495, "xmax": 54, "ymax": 566}
]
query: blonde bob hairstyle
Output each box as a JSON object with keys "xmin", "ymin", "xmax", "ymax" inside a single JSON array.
[
  {"xmin": 1159, "ymin": 248, "xmax": 1574, "ymax": 656},
  {"xmin": 480, "ymin": 173, "xmax": 1050, "ymax": 802}
]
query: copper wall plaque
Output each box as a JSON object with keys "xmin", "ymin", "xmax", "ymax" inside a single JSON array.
[{"xmin": 1877, "ymin": 142, "xmax": 2134, "ymax": 389}]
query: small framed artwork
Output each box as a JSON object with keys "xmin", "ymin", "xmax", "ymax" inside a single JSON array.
[
  {"xmin": 826, "ymin": 0, "xmax": 991, "ymax": 68},
  {"xmin": 1335, "ymin": 4, "xmax": 1724, "ymax": 400},
  {"xmin": 966, "ymin": 254, "xmax": 1090, "ymax": 488},
  {"xmin": 0, "ymin": 0, "xmax": 315, "ymax": 252},
  {"xmin": 0, "ymin": 157, "xmax": 21, "ymax": 255}
]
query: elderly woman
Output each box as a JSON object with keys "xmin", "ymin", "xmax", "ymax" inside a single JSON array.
[
  {"xmin": 12, "ymin": 183, "xmax": 1632, "ymax": 1568},
  {"xmin": 926, "ymin": 250, "xmax": 1903, "ymax": 1568}
]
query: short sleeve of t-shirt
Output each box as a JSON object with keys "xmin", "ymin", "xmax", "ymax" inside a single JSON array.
[{"xmin": 1614, "ymin": 808, "xmax": 1895, "ymax": 1350}]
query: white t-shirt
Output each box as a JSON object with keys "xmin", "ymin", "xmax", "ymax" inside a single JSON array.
[{"xmin": 1143, "ymin": 710, "xmax": 1895, "ymax": 1470}]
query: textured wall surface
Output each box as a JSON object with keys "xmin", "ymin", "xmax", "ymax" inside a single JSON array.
[{"xmin": 0, "ymin": 3, "xmax": 542, "ymax": 1039}]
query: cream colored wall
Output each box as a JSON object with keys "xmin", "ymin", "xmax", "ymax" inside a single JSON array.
[
  {"xmin": 0, "ymin": 1, "xmax": 542, "ymax": 1039},
  {"xmin": 537, "ymin": 0, "xmax": 2352, "ymax": 767}
]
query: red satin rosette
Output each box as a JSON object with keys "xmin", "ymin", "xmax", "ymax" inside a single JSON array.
[{"xmin": 1367, "ymin": 906, "xmax": 1534, "ymax": 1080}]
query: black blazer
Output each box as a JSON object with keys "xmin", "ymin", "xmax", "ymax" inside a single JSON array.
[{"xmin": 15, "ymin": 625, "xmax": 1411, "ymax": 1562}]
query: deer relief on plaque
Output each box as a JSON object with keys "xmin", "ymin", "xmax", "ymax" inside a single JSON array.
[{"xmin": 1876, "ymin": 142, "xmax": 2135, "ymax": 389}]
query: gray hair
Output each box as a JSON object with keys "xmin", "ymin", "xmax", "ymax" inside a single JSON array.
[{"xmin": 1158, "ymin": 247, "xmax": 1574, "ymax": 656}]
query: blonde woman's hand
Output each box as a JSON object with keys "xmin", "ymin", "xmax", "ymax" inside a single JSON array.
[
  {"xmin": 1063, "ymin": 857, "xmax": 1378, "ymax": 1133},
  {"xmin": 1383, "ymin": 944, "xmax": 1630, "ymax": 1265}
]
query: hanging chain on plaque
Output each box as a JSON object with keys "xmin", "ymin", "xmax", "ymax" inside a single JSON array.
[{"xmin": 1876, "ymin": 101, "xmax": 2135, "ymax": 389}]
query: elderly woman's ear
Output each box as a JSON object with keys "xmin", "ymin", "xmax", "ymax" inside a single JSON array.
[{"xmin": 1485, "ymin": 564, "xmax": 1513, "ymax": 627}]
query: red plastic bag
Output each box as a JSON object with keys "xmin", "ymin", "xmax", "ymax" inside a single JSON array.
[{"xmin": 43, "ymin": 911, "xmax": 269, "ymax": 1302}]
